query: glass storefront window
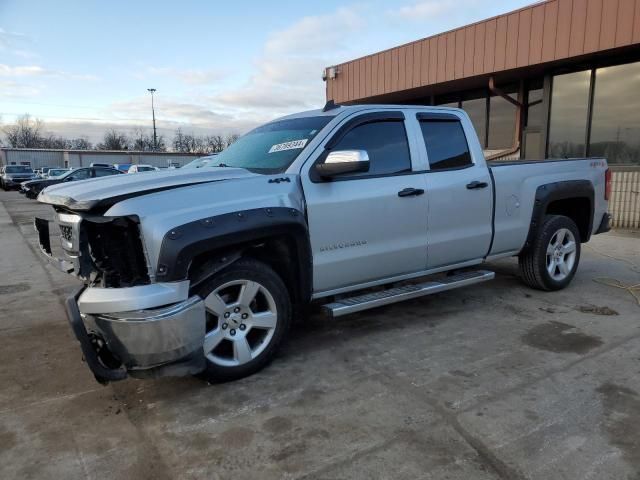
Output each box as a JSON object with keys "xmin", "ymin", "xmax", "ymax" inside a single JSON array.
[
  {"xmin": 526, "ymin": 85, "xmax": 544, "ymax": 128},
  {"xmin": 548, "ymin": 71, "xmax": 591, "ymax": 158},
  {"xmin": 488, "ymin": 90, "xmax": 517, "ymax": 150},
  {"xmin": 589, "ymin": 62, "xmax": 640, "ymax": 165},
  {"xmin": 461, "ymin": 97, "xmax": 487, "ymax": 148}
]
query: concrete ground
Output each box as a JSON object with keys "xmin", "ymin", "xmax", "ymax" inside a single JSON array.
[{"xmin": 0, "ymin": 190, "xmax": 639, "ymax": 480}]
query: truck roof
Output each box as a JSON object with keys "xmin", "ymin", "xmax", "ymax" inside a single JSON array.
[{"xmin": 278, "ymin": 104, "xmax": 459, "ymax": 121}]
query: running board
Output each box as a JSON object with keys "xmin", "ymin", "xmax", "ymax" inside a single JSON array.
[{"xmin": 322, "ymin": 270, "xmax": 495, "ymax": 318}]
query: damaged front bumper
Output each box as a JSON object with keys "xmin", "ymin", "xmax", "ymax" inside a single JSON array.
[
  {"xmin": 35, "ymin": 216, "xmax": 207, "ymax": 383},
  {"xmin": 66, "ymin": 286, "xmax": 206, "ymax": 384}
]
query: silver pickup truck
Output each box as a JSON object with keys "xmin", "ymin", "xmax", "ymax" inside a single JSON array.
[{"xmin": 35, "ymin": 104, "xmax": 611, "ymax": 384}]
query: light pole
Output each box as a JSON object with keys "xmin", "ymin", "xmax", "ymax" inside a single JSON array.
[{"xmin": 147, "ymin": 88, "xmax": 157, "ymax": 150}]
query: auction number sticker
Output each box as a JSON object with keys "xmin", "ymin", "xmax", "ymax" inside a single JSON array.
[{"xmin": 268, "ymin": 139, "xmax": 308, "ymax": 153}]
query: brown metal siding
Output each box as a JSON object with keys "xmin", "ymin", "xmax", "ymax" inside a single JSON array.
[
  {"xmin": 484, "ymin": 19, "xmax": 497, "ymax": 73},
  {"xmin": 474, "ymin": 23, "xmax": 486, "ymax": 74},
  {"xmin": 529, "ymin": 5, "xmax": 545, "ymax": 64},
  {"xmin": 327, "ymin": 0, "xmax": 640, "ymax": 103}
]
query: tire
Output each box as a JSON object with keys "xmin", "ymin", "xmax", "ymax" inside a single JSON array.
[
  {"xmin": 197, "ymin": 258, "xmax": 291, "ymax": 382},
  {"xmin": 519, "ymin": 215, "xmax": 581, "ymax": 291}
]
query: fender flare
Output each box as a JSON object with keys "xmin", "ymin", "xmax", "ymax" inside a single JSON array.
[
  {"xmin": 522, "ymin": 180, "xmax": 594, "ymax": 252},
  {"xmin": 155, "ymin": 207, "xmax": 312, "ymax": 301}
]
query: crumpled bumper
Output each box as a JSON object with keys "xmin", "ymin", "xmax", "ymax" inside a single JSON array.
[{"xmin": 65, "ymin": 286, "xmax": 206, "ymax": 384}]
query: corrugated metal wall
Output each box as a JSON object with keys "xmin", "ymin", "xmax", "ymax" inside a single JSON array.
[
  {"xmin": 327, "ymin": 0, "xmax": 640, "ymax": 103},
  {"xmin": 0, "ymin": 149, "xmax": 201, "ymax": 169},
  {"xmin": 610, "ymin": 168, "xmax": 640, "ymax": 229}
]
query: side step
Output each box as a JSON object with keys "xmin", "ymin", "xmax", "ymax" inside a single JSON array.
[{"xmin": 322, "ymin": 270, "xmax": 495, "ymax": 318}]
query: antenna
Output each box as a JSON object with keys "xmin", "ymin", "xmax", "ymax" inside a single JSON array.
[{"xmin": 322, "ymin": 100, "xmax": 340, "ymax": 112}]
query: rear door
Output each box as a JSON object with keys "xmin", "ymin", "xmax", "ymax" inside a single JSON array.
[
  {"xmin": 414, "ymin": 112, "xmax": 493, "ymax": 269},
  {"xmin": 301, "ymin": 111, "xmax": 429, "ymax": 294}
]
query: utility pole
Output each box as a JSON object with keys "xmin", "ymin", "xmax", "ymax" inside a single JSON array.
[{"xmin": 147, "ymin": 88, "xmax": 157, "ymax": 150}]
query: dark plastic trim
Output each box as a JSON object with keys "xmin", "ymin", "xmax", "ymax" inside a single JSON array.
[
  {"xmin": 595, "ymin": 212, "xmax": 611, "ymax": 235},
  {"xmin": 64, "ymin": 287, "xmax": 128, "ymax": 384},
  {"xmin": 415, "ymin": 112, "xmax": 461, "ymax": 121},
  {"xmin": 522, "ymin": 180, "xmax": 595, "ymax": 251},
  {"xmin": 155, "ymin": 207, "xmax": 313, "ymax": 302},
  {"xmin": 324, "ymin": 111, "xmax": 406, "ymax": 150}
]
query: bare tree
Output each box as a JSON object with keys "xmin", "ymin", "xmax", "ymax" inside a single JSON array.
[
  {"xmin": 68, "ymin": 137, "xmax": 92, "ymax": 150},
  {"xmin": 97, "ymin": 129, "xmax": 131, "ymax": 150},
  {"xmin": 205, "ymin": 134, "xmax": 225, "ymax": 153},
  {"xmin": 225, "ymin": 133, "xmax": 240, "ymax": 147},
  {"xmin": 3, "ymin": 114, "xmax": 44, "ymax": 148},
  {"xmin": 172, "ymin": 129, "xmax": 207, "ymax": 153}
]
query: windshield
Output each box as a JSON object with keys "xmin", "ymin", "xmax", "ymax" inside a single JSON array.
[
  {"xmin": 6, "ymin": 166, "xmax": 33, "ymax": 174},
  {"xmin": 58, "ymin": 169, "xmax": 77, "ymax": 179},
  {"xmin": 182, "ymin": 157, "xmax": 216, "ymax": 169},
  {"xmin": 48, "ymin": 169, "xmax": 68, "ymax": 177},
  {"xmin": 138, "ymin": 166, "xmax": 154, "ymax": 172},
  {"xmin": 211, "ymin": 116, "xmax": 333, "ymax": 172}
]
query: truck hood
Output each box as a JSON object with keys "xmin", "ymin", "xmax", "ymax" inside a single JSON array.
[{"xmin": 37, "ymin": 167, "xmax": 256, "ymax": 211}]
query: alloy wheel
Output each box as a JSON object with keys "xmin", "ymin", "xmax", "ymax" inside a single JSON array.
[
  {"xmin": 546, "ymin": 228, "xmax": 577, "ymax": 281},
  {"xmin": 202, "ymin": 279, "xmax": 278, "ymax": 367}
]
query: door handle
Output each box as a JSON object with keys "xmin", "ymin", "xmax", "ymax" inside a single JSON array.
[
  {"xmin": 466, "ymin": 181, "xmax": 488, "ymax": 190},
  {"xmin": 398, "ymin": 187, "xmax": 425, "ymax": 197}
]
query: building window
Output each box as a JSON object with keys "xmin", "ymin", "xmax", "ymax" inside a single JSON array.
[
  {"xmin": 548, "ymin": 70, "xmax": 591, "ymax": 158},
  {"xmin": 525, "ymin": 83, "xmax": 544, "ymax": 129},
  {"xmin": 589, "ymin": 62, "xmax": 640, "ymax": 165},
  {"xmin": 522, "ymin": 81, "xmax": 544, "ymax": 160},
  {"xmin": 461, "ymin": 98, "xmax": 487, "ymax": 148},
  {"xmin": 488, "ymin": 88, "xmax": 517, "ymax": 150}
]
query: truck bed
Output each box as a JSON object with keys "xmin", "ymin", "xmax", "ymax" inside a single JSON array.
[{"xmin": 487, "ymin": 157, "xmax": 608, "ymax": 257}]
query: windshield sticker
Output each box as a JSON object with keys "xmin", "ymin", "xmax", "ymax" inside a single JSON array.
[{"xmin": 268, "ymin": 139, "xmax": 308, "ymax": 153}]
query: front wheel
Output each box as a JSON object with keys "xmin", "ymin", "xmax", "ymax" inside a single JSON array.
[
  {"xmin": 519, "ymin": 215, "xmax": 581, "ymax": 291},
  {"xmin": 197, "ymin": 258, "xmax": 291, "ymax": 382}
]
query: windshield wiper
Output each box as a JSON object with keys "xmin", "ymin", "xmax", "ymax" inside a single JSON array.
[{"xmin": 217, "ymin": 163, "xmax": 228, "ymax": 167}]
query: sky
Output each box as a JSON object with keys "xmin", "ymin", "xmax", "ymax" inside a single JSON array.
[{"xmin": 0, "ymin": 0, "xmax": 535, "ymax": 144}]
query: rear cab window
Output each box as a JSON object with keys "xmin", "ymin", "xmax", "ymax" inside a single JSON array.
[{"xmin": 418, "ymin": 114, "xmax": 473, "ymax": 171}]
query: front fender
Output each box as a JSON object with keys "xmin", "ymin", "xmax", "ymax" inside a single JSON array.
[{"xmin": 154, "ymin": 207, "xmax": 312, "ymax": 300}]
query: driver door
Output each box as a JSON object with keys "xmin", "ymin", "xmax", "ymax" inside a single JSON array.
[{"xmin": 301, "ymin": 111, "xmax": 429, "ymax": 294}]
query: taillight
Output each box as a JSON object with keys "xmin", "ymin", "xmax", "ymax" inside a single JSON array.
[{"xmin": 604, "ymin": 168, "xmax": 612, "ymax": 201}]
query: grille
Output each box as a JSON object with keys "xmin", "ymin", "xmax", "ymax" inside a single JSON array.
[{"xmin": 59, "ymin": 225, "xmax": 73, "ymax": 242}]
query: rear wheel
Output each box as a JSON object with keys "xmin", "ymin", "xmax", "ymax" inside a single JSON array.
[
  {"xmin": 197, "ymin": 258, "xmax": 291, "ymax": 382},
  {"xmin": 519, "ymin": 215, "xmax": 581, "ymax": 291}
]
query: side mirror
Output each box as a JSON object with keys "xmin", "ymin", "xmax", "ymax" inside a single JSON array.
[{"xmin": 315, "ymin": 150, "xmax": 370, "ymax": 178}]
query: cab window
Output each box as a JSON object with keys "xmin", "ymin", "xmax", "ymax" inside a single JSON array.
[
  {"xmin": 330, "ymin": 120, "xmax": 411, "ymax": 178},
  {"xmin": 419, "ymin": 119, "xmax": 473, "ymax": 171}
]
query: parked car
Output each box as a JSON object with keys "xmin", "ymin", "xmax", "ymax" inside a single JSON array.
[
  {"xmin": 181, "ymin": 155, "xmax": 218, "ymax": 169},
  {"xmin": 89, "ymin": 162, "xmax": 112, "ymax": 168},
  {"xmin": 22, "ymin": 166, "xmax": 121, "ymax": 199},
  {"xmin": 38, "ymin": 167, "xmax": 54, "ymax": 178},
  {"xmin": 45, "ymin": 168, "xmax": 72, "ymax": 179},
  {"xmin": 34, "ymin": 104, "xmax": 611, "ymax": 384},
  {"xmin": 127, "ymin": 164, "xmax": 159, "ymax": 173},
  {"xmin": 113, "ymin": 164, "xmax": 132, "ymax": 173},
  {"xmin": 1, "ymin": 165, "xmax": 37, "ymax": 190}
]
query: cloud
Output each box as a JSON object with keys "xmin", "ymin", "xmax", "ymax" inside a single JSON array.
[
  {"xmin": 390, "ymin": 0, "xmax": 461, "ymax": 20},
  {"xmin": 0, "ymin": 63, "xmax": 98, "ymax": 81},
  {"xmin": 0, "ymin": 28, "xmax": 27, "ymax": 50},
  {"xmin": 0, "ymin": 80, "xmax": 40, "ymax": 98},
  {"xmin": 0, "ymin": 64, "xmax": 46, "ymax": 76},
  {"xmin": 136, "ymin": 66, "xmax": 227, "ymax": 86},
  {"xmin": 211, "ymin": 6, "xmax": 367, "ymax": 115}
]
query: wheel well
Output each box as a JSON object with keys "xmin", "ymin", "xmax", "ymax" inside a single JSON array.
[
  {"xmin": 187, "ymin": 234, "xmax": 309, "ymax": 304},
  {"xmin": 545, "ymin": 197, "xmax": 591, "ymax": 242}
]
